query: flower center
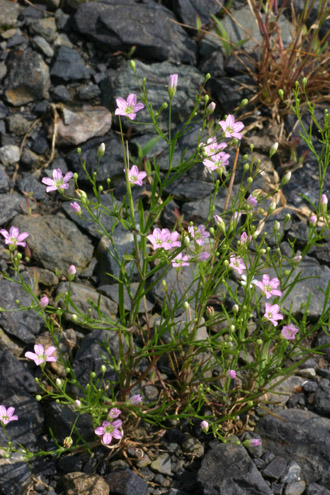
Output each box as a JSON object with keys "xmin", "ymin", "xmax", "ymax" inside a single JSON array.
[
  {"xmin": 226, "ymin": 126, "xmax": 233, "ymax": 133},
  {"xmin": 125, "ymin": 105, "xmax": 134, "ymax": 115},
  {"xmin": 130, "ymin": 175, "xmax": 137, "ymax": 182},
  {"xmin": 264, "ymin": 284, "xmax": 271, "ymax": 292},
  {"xmin": 105, "ymin": 424, "xmax": 114, "ymax": 434},
  {"xmin": 55, "ymin": 179, "xmax": 64, "ymax": 189},
  {"xmin": 9, "ymin": 237, "xmax": 17, "ymax": 244}
]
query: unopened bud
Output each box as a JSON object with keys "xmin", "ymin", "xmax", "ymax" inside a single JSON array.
[
  {"xmin": 207, "ymin": 102, "xmax": 216, "ymax": 114},
  {"xmin": 98, "ymin": 142, "xmax": 105, "ymax": 156},
  {"xmin": 278, "ymin": 89, "xmax": 284, "ymax": 100},
  {"xmin": 281, "ymin": 172, "xmax": 291, "ymax": 186},
  {"xmin": 56, "ymin": 378, "xmax": 62, "ymax": 387},
  {"xmin": 201, "ymin": 420, "xmax": 209, "ymax": 433},
  {"xmin": 268, "ymin": 202, "xmax": 276, "ymax": 214},
  {"xmin": 129, "ymin": 60, "xmax": 136, "ymax": 71},
  {"xmin": 273, "ymin": 221, "xmax": 280, "ymax": 231},
  {"xmin": 269, "ymin": 142, "xmax": 279, "ymax": 158},
  {"xmin": 183, "ymin": 301, "xmax": 190, "ymax": 311}
]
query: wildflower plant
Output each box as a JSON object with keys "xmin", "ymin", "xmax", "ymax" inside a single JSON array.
[{"xmin": 0, "ymin": 65, "xmax": 329, "ymax": 466}]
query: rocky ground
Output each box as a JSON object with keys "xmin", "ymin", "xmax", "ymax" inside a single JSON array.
[{"xmin": 0, "ymin": 0, "xmax": 330, "ymax": 494}]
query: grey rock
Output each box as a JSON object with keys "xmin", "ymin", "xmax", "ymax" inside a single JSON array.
[
  {"xmin": 72, "ymin": 330, "xmax": 121, "ymax": 388},
  {"xmin": 0, "ymin": 193, "xmax": 22, "ymax": 226},
  {"xmin": 262, "ymin": 456, "xmax": 287, "ymax": 480},
  {"xmin": 74, "ymin": 1, "xmax": 197, "ymax": 64},
  {"xmin": 197, "ymin": 441, "xmax": 273, "ymax": 494},
  {"xmin": 6, "ymin": 114, "xmax": 31, "ymax": 136},
  {"xmin": 305, "ymin": 482, "xmax": 330, "ymax": 495},
  {"xmin": 164, "ymin": 176, "xmax": 214, "ymax": 202},
  {"xmin": 0, "ymin": 165, "xmax": 9, "ymax": 192},
  {"xmin": 17, "ymin": 175, "xmax": 47, "ymax": 202},
  {"xmin": 101, "ymin": 60, "xmax": 204, "ymax": 133},
  {"xmin": 98, "ymin": 283, "xmax": 153, "ymax": 313},
  {"xmin": 56, "ymin": 281, "xmax": 118, "ymax": 327},
  {"xmin": 314, "ymin": 380, "xmax": 330, "ymax": 416},
  {"xmin": 256, "ymin": 408, "xmax": 330, "ymax": 487},
  {"xmin": 151, "ymin": 453, "xmax": 172, "ymax": 476},
  {"xmin": 13, "ymin": 213, "xmax": 94, "ymax": 274},
  {"xmin": 315, "ymin": 330, "xmax": 330, "ymax": 363},
  {"xmin": 66, "ymin": 134, "xmax": 124, "ymax": 186},
  {"xmin": 29, "ymin": 17, "xmax": 57, "ymax": 43},
  {"xmin": 50, "ymin": 46, "xmax": 90, "ymax": 82},
  {"xmin": 207, "ymin": 74, "xmax": 256, "ymax": 114},
  {"xmin": 63, "ymin": 472, "xmax": 110, "ymax": 495},
  {"xmin": 32, "ymin": 35, "xmax": 54, "ymax": 58},
  {"xmin": 55, "ymin": 105, "xmax": 111, "ymax": 146},
  {"xmin": 0, "ymin": 0, "xmax": 20, "ymax": 34},
  {"xmin": 105, "ymin": 469, "xmax": 148, "ymax": 495},
  {"xmin": 45, "ymin": 403, "xmax": 94, "ymax": 443},
  {"xmin": 78, "ymin": 84, "xmax": 101, "ymax": 101},
  {"xmin": 0, "ymin": 144, "xmax": 20, "ymax": 166},
  {"xmin": 4, "ymin": 48, "xmax": 50, "ymax": 106},
  {"xmin": 285, "ymin": 481, "xmax": 306, "ymax": 495},
  {"xmin": 0, "ymin": 350, "xmax": 37, "ymax": 395},
  {"xmin": 51, "ymin": 84, "xmax": 71, "ymax": 102},
  {"xmin": 0, "ymin": 276, "xmax": 44, "ymax": 344},
  {"xmin": 170, "ymin": 0, "xmax": 220, "ymax": 26},
  {"xmin": 0, "ymin": 456, "xmax": 31, "ymax": 495}
]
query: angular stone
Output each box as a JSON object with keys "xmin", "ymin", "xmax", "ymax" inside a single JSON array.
[
  {"xmin": 256, "ymin": 408, "xmax": 330, "ymax": 487},
  {"xmin": 29, "ymin": 17, "xmax": 57, "ymax": 43},
  {"xmin": 101, "ymin": 60, "xmax": 203, "ymax": 133},
  {"xmin": 56, "ymin": 281, "xmax": 118, "ymax": 327},
  {"xmin": 105, "ymin": 469, "xmax": 148, "ymax": 495},
  {"xmin": 74, "ymin": 1, "xmax": 196, "ymax": 64},
  {"xmin": 50, "ymin": 46, "xmax": 90, "ymax": 82},
  {"xmin": 0, "ymin": 456, "xmax": 31, "ymax": 495},
  {"xmin": 63, "ymin": 472, "xmax": 110, "ymax": 495},
  {"xmin": 0, "ymin": 145, "xmax": 20, "ymax": 166},
  {"xmin": 45, "ymin": 403, "xmax": 94, "ymax": 444},
  {"xmin": 150, "ymin": 453, "xmax": 172, "ymax": 476},
  {"xmin": 4, "ymin": 48, "xmax": 50, "ymax": 106},
  {"xmin": 0, "ymin": 276, "xmax": 44, "ymax": 344},
  {"xmin": 198, "ymin": 441, "xmax": 273, "ymax": 494},
  {"xmin": 262, "ymin": 456, "xmax": 287, "ymax": 480},
  {"xmin": 0, "ymin": 0, "xmax": 20, "ymax": 35},
  {"xmin": 13, "ymin": 214, "xmax": 94, "ymax": 274},
  {"xmin": 55, "ymin": 105, "xmax": 111, "ymax": 146},
  {"xmin": 171, "ymin": 0, "xmax": 220, "ymax": 26}
]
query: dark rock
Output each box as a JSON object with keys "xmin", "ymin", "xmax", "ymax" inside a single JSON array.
[
  {"xmin": 262, "ymin": 455, "xmax": 287, "ymax": 480},
  {"xmin": 0, "ymin": 0, "xmax": 20, "ymax": 34},
  {"xmin": 314, "ymin": 379, "xmax": 330, "ymax": 416},
  {"xmin": 4, "ymin": 48, "xmax": 50, "ymax": 106},
  {"xmin": 100, "ymin": 60, "xmax": 204, "ymax": 133},
  {"xmin": 207, "ymin": 75, "xmax": 256, "ymax": 113},
  {"xmin": 72, "ymin": 330, "xmax": 121, "ymax": 389},
  {"xmin": 166, "ymin": 0, "xmax": 220, "ymax": 26},
  {"xmin": 0, "ymin": 350, "xmax": 37, "ymax": 395},
  {"xmin": 0, "ymin": 276, "xmax": 44, "ymax": 344},
  {"xmin": 197, "ymin": 441, "xmax": 273, "ymax": 494},
  {"xmin": 13, "ymin": 213, "xmax": 94, "ymax": 274},
  {"xmin": 50, "ymin": 46, "xmax": 90, "ymax": 83},
  {"xmin": 73, "ymin": 1, "xmax": 197, "ymax": 64},
  {"xmin": 45, "ymin": 403, "xmax": 94, "ymax": 443},
  {"xmin": 17, "ymin": 175, "xmax": 47, "ymax": 202},
  {"xmin": 0, "ymin": 165, "xmax": 9, "ymax": 192},
  {"xmin": 164, "ymin": 176, "xmax": 214, "ymax": 202},
  {"xmin": 51, "ymin": 85, "xmax": 71, "ymax": 102},
  {"xmin": 256, "ymin": 408, "xmax": 330, "ymax": 488},
  {"xmin": 0, "ymin": 458, "xmax": 31, "ymax": 495},
  {"xmin": 305, "ymin": 482, "xmax": 330, "ymax": 495},
  {"xmin": 105, "ymin": 469, "xmax": 148, "ymax": 495}
]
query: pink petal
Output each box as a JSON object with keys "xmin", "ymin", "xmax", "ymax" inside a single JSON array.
[
  {"xmin": 53, "ymin": 169, "xmax": 63, "ymax": 180},
  {"xmin": 102, "ymin": 432, "xmax": 112, "ymax": 444},
  {"xmin": 17, "ymin": 232, "xmax": 29, "ymax": 242},
  {"xmin": 112, "ymin": 429, "xmax": 123, "ymax": 440},
  {"xmin": 134, "ymin": 102, "xmax": 144, "ymax": 112},
  {"xmin": 116, "ymin": 97, "xmax": 128, "ymax": 109},
  {"xmin": 95, "ymin": 426, "xmax": 105, "ymax": 436},
  {"xmin": 25, "ymin": 351, "xmax": 37, "ymax": 361},
  {"xmin": 0, "ymin": 405, "xmax": 6, "ymax": 416},
  {"xmin": 127, "ymin": 94, "xmax": 137, "ymax": 106},
  {"xmin": 63, "ymin": 172, "xmax": 74, "ymax": 183},
  {"xmin": 34, "ymin": 344, "xmax": 45, "ymax": 355},
  {"xmin": 41, "ymin": 177, "xmax": 55, "ymax": 186}
]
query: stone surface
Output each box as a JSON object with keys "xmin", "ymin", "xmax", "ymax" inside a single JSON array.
[
  {"xmin": 50, "ymin": 46, "xmax": 90, "ymax": 82},
  {"xmin": 13, "ymin": 213, "xmax": 94, "ymax": 274},
  {"xmin": 74, "ymin": 1, "xmax": 197, "ymax": 64},
  {"xmin": 63, "ymin": 472, "xmax": 110, "ymax": 495},
  {"xmin": 0, "ymin": 0, "xmax": 20, "ymax": 34},
  {"xmin": 55, "ymin": 105, "xmax": 111, "ymax": 146},
  {"xmin": 198, "ymin": 441, "xmax": 273, "ymax": 494},
  {"xmin": 0, "ymin": 144, "xmax": 20, "ymax": 166},
  {"xmin": 4, "ymin": 48, "xmax": 50, "ymax": 106},
  {"xmin": 105, "ymin": 469, "xmax": 148, "ymax": 495}
]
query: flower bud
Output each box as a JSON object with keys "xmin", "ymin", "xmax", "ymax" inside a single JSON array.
[
  {"xmin": 244, "ymin": 438, "xmax": 261, "ymax": 448},
  {"xmin": 56, "ymin": 378, "xmax": 62, "ymax": 387},
  {"xmin": 70, "ymin": 202, "xmax": 81, "ymax": 216},
  {"xmin": 168, "ymin": 74, "xmax": 178, "ymax": 99},
  {"xmin": 63, "ymin": 436, "xmax": 73, "ymax": 448},
  {"xmin": 130, "ymin": 394, "xmax": 142, "ymax": 405},
  {"xmin": 278, "ymin": 89, "xmax": 284, "ymax": 100},
  {"xmin": 68, "ymin": 265, "xmax": 76, "ymax": 276},
  {"xmin": 273, "ymin": 221, "xmax": 280, "ymax": 231},
  {"xmin": 40, "ymin": 296, "xmax": 49, "ymax": 308},
  {"xmin": 205, "ymin": 73, "xmax": 211, "ymax": 82},
  {"xmin": 71, "ymin": 314, "xmax": 78, "ymax": 322},
  {"xmin": 129, "ymin": 60, "xmax": 136, "ymax": 71},
  {"xmin": 268, "ymin": 202, "xmax": 276, "ymax": 214},
  {"xmin": 201, "ymin": 420, "xmax": 209, "ymax": 433},
  {"xmin": 281, "ymin": 172, "xmax": 291, "ymax": 186},
  {"xmin": 183, "ymin": 301, "xmax": 190, "ymax": 311},
  {"xmin": 309, "ymin": 214, "xmax": 317, "ymax": 225},
  {"xmin": 100, "ymin": 365, "xmax": 106, "ymax": 374},
  {"xmin": 207, "ymin": 102, "xmax": 216, "ymax": 114},
  {"xmin": 269, "ymin": 142, "xmax": 279, "ymax": 158},
  {"xmin": 321, "ymin": 194, "xmax": 328, "ymax": 207},
  {"xmin": 98, "ymin": 142, "xmax": 105, "ymax": 156}
]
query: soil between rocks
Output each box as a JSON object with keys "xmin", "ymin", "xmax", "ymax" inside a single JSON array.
[{"xmin": 0, "ymin": 1, "xmax": 330, "ymax": 495}]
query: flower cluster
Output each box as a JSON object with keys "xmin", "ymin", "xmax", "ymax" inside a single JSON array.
[
  {"xmin": 147, "ymin": 228, "xmax": 181, "ymax": 251},
  {"xmin": 95, "ymin": 408, "xmax": 123, "ymax": 445}
]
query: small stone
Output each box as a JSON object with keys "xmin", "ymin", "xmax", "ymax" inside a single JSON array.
[
  {"xmin": 6, "ymin": 114, "xmax": 31, "ymax": 136},
  {"xmin": 0, "ymin": 145, "xmax": 20, "ymax": 166},
  {"xmin": 105, "ymin": 469, "xmax": 148, "ymax": 495},
  {"xmin": 32, "ymin": 35, "xmax": 54, "ymax": 58},
  {"xmin": 150, "ymin": 453, "xmax": 172, "ymax": 476},
  {"xmin": 297, "ymin": 368, "xmax": 317, "ymax": 379},
  {"xmin": 285, "ymin": 480, "xmax": 306, "ymax": 495},
  {"xmin": 63, "ymin": 472, "xmax": 109, "ymax": 495},
  {"xmin": 263, "ymin": 456, "xmax": 287, "ymax": 481}
]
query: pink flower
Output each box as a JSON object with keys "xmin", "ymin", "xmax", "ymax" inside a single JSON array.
[
  {"xmin": 229, "ymin": 255, "xmax": 246, "ymax": 275},
  {"xmin": 188, "ymin": 225, "xmax": 210, "ymax": 246},
  {"xmin": 203, "ymin": 152, "xmax": 230, "ymax": 174},
  {"xmin": 42, "ymin": 169, "xmax": 74, "ymax": 193},
  {"xmin": 264, "ymin": 303, "xmax": 284, "ymax": 326},
  {"xmin": 25, "ymin": 344, "xmax": 57, "ymax": 366},
  {"xmin": 247, "ymin": 194, "xmax": 258, "ymax": 207},
  {"xmin": 240, "ymin": 232, "xmax": 252, "ymax": 245},
  {"xmin": 108, "ymin": 407, "xmax": 121, "ymax": 419},
  {"xmin": 281, "ymin": 323, "xmax": 299, "ymax": 340},
  {"xmin": 40, "ymin": 296, "xmax": 49, "ymax": 308},
  {"xmin": 200, "ymin": 138, "xmax": 227, "ymax": 158},
  {"xmin": 94, "ymin": 419, "xmax": 123, "ymax": 445},
  {"xmin": 162, "ymin": 230, "xmax": 181, "ymax": 250},
  {"xmin": 68, "ymin": 265, "xmax": 76, "ymax": 276},
  {"xmin": 172, "ymin": 253, "xmax": 190, "ymax": 267},
  {"xmin": 147, "ymin": 228, "xmax": 170, "ymax": 250},
  {"xmin": 321, "ymin": 194, "xmax": 328, "ymax": 206},
  {"xmin": 254, "ymin": 274, "xmax": 282, "ymax": 299},
  {"xmin": 245, "ymin": 438, "xmax": 261, "ymax": 447},
  {"xmin": 0, "ymin": 405, "xmax": 18, "ymax": 425},
  {"xmin": 219, "ymin": 114, "xmax": 244, "ymax": 140},
  {"xmin": 201, "ymin": 420, "xmax": 209, "ymax": 432},
  {"xmin": 115, "ymin": 94, "xmax": 144, "ymax": 120},
  {"xmin": 126, "ymin": 165, "xmax": 147, "ymax": 186},
  {"xmin": 309, "ymin": 214, "xmax": 317, "ymax": 225},
  {"xmin": 70, "ymin": 202, "xmax": 81, "ymax": 215},
  {"xmin": 130, "ymin": 394, "xmax": 142, "ymax": 405},
  {"xmin": 0, "ymin": 226, "xmax": 29, "ymax": 248},
  {"xmin": 228, "ymin": 369, "xmax": 236, "ymax": 379},
  {"xmin": 168, "ymin": 74, "xmax": 178, "ymax": 98},
  {"xmin": 197, "ymin": 251, "xmax": 210, "ymax": 261}
]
